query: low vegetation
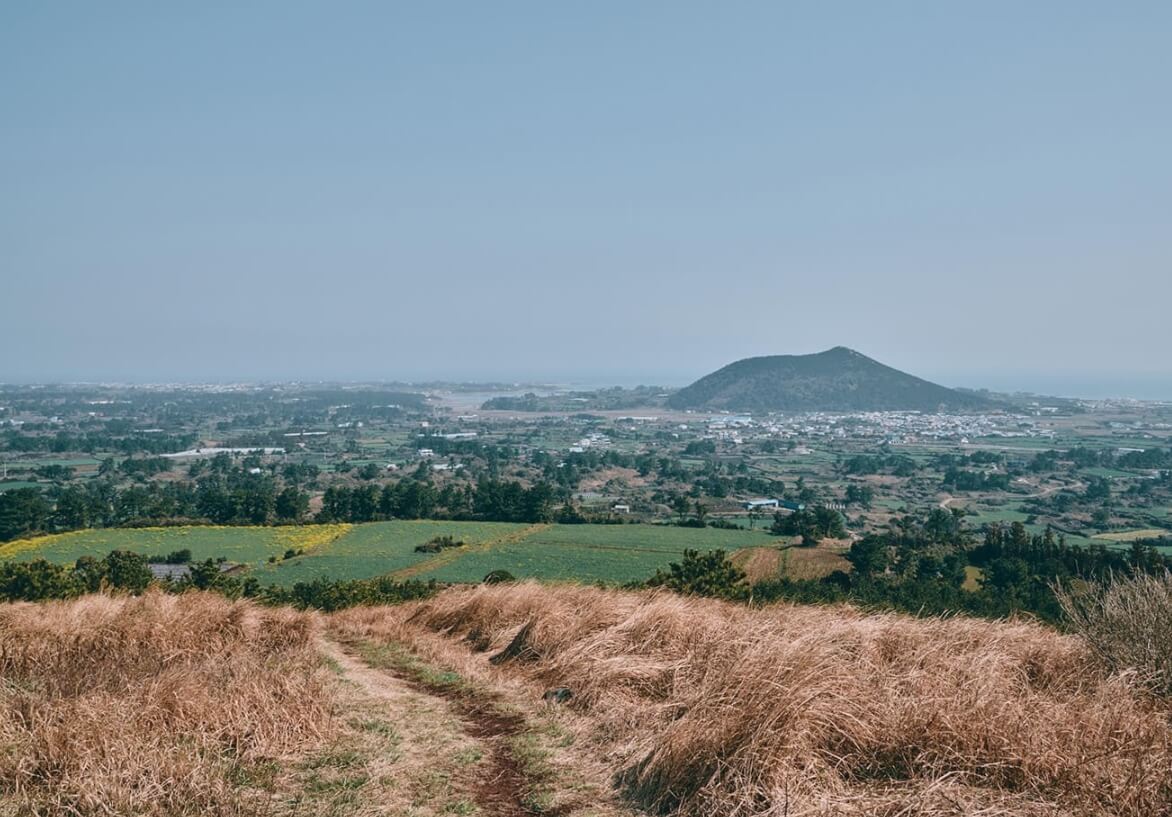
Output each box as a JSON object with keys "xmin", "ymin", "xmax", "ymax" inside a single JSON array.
[
  {"xmin": 0, "ymin": 548, "xmax": 440, "ymax": 613},
  {"xmin": 336, "ymin": 583, "xmax": 1172, "ymax": 817},
  {"xmin": 0, "ymin": 520, "xmax": 781, "ymax": 587},
  {"xmin": 0, "ymin": 592, "xmax": 334, "ymax": 816},
  {"xmin": 1057, "ymin": 569, "xmax": 1172, "ymax": 695},
  {"xmin": 754, "ymin": 511, "xmax": 1172, "ymax": 624},
  {"xmin": 413, "ymin": 533, "xmax": 465, "ymax": 553},
  {"xmin": 1, "ymin": 570, "xmax": 1170, "ymax": 815}
]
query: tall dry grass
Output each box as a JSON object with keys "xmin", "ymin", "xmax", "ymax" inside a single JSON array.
[
  {"xmin": 334, "ymin": 583, "xmax": 1172, "ymax": 817},
  {"xmin": 0, "ymin": 591, "xmax": 334, "ymax": 816},
  {"xmin": 1057, "ymin": 570, "xmax": 1172, "ymax": 696}
]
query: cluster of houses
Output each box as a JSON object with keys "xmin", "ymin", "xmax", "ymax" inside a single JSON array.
[
  {"xmin": 569, "ymin": 432, "xmax": 611, "ymax": 454},
  {"xmin": 695, "ymin": 410, "xmax": 1057, "ymax": 445}
]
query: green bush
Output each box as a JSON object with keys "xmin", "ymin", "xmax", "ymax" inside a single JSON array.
[{"xmin": 645, "ymin": 549, "xmax": 747, "ymax": 600}]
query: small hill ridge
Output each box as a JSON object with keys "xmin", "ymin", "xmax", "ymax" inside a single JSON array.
[{"xmin": 668, "ymin": 346, "xmax": 997, "ymax": 412}]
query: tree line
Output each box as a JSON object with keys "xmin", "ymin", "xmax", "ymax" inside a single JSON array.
[
  {"xmin": 761, "ymin": 514, "xmax": 1172, "ymax": 623},
  {"xmin": 0, "ymin": 475, "xmax": 569, "ymax": 542},
  {"xmin": 644, "ymin": 513, "xmax": 1171, "ymax": 625},
  {"xmin": 0, "ymin": 548, "xmax": 437, "ymax": 611},
  {"xmin": 318, "ymin": 478, "xmax": 557, "ymax": 523}
]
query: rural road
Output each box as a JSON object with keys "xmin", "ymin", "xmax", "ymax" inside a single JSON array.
[{"xmin": 938, "ymin": 480, "xmax": 1085, "ymax": 510}]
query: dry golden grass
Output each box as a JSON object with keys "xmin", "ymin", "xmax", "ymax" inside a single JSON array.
[
  {"xmin": 730, "ymin": 547, "xmax": 784, "ymax": 582},
  {"xmin": 1057, "ymin": 570, "xmax": 1172, "ymax": 696},
  {"xmin": 732, "ymin": 544, "xmax": 851, "ymax": 583},
  {"xmin": 334, "ymin": 583, "xmax": 1172, "ymax": 817},
  {"xmin": 0, "ymin": 591, "xmax": 335, "ymax": 816}
]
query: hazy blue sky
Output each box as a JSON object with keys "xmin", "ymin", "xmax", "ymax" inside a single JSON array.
[{"xmin": 2, "ymin": 2, "xmax": 1170, "ymax": 396}]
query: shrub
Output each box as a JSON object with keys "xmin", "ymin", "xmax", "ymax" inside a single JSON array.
[
  {"xmin": 414, "ymin": 535, "xmax": 465, "ymax": 553},
  {"xmin": 1057, "ymin": 570, "xmax": 1172, "ymax": 696},
  {"xmin": 261, "ymin": 575, "xmax": 437, "ymax": 612},
  {"xmin": 645, "ymin": 549, "xmax": 746, "ymax": 600}
]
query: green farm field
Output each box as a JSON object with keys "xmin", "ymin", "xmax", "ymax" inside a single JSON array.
[
  {"xmin": 11, "ymin": 457, "xmax": 105, "ymax": 468},
  {"xmin": 0, "ymin": 521, "xmax": 781, "ymax": 586},
  {"xmin": 0, "ymin": 525, "xmax": 353, "ymax": 568},
  {"xmin": 415, "ymin": 523, "xmax": 780, "ymax": 583},
  {"xmin": 0, "ymin": 481, "xmax": 44, "ymax": 493},
  {"xmin": 254, "ymin": 520, "xmax": 532, "ymax": 585},
  {"xmin": 1091, "ymin": 528, "xmax": 1171, "ymax": 543}
]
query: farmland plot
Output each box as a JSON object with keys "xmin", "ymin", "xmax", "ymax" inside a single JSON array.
[
  {"xmin": 254, "ymin": 520, "xmax": 531, "ymax": 584},
  {"xmin": 417, "ymin": 523, "xmax": 779, "ymax": 584},
  {"xmin": 0, "ymin": 525, "xmax": 351, "ymax": 568}
]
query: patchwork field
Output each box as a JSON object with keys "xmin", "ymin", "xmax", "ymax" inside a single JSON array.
[
  {"xmin": 7, "ymin": 515, "xmax": 1162, "ymax": 587},
  {"xmin": 414, "ymin": 524, "xmax": 781, "ymax": 584},
  {"xmin": 0, "ymin": 525, "xmax": 353, "ymax": 568},
  {"xmin": 730, "ymin": 542, "xmax": 850, "ymax": 583},
  {"xmin": 1092, "ymin": 528, "xmax": 1170, "ymax": 542},
  {"xmin": 0, "ymin": 522, "xmax": 782, "ymax": 586},
  {"xmin": 254, "ymin": 520, "xmax": 533, "ymax": 585}
]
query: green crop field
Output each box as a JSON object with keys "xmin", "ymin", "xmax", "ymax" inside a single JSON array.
[
  {"xmin": 0, "ymin": 481, "xmax": 44, "ymax": 493},
  {"xmin": 1092, "ymin": 528, "xmax": 1170, "ymax": 543},
  {"xmin": 12, "ymin": 457, "xmax": 105, "ymax": 468},
  {"xmin": 975, "ymin": 437, "xmax": 1058, "ymax": 449},
  {"xmin": 0, "ymin": 525, "xmax": 353, "ymax": 566},
  {"xmin": 254, "ymin": 520, "xmax": 531, "ymax": 585},
  {"xmin": 0, "ymin": 521, "xmax": 782, "ymax": 586},
  {"xmin": 535, "ymin": 524, "xmax": 776, "ymax": 551},
  {"xmin": 416, "ymin": 523, "xmax": 779, "ymax": 584},
  {"xmin": 1080, "ymin": 467, "xmax": 1141, "ymax": 479}
]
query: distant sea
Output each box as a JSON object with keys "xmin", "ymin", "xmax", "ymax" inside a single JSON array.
[{"xmin": 940, "ymin": 374, "xmax": 1172, "ymax": 402}]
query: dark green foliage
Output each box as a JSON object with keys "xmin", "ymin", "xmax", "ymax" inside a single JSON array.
[
  {"xmin": 0, "ymin": 467, "xmax": 286, "ymax": 538},
  {"xmin": 750, "ymin": 514, "xmax": 1172, "ymax": 624},
  {"xmin": 0, "ymin": 548, "xmax": 432, "ymax": 610},
  {"xmin": 483, "ymin": 569, "xmax": 516, "ymax": 584},
  {"xmin": 414, "ymin": 535, "xmax": 464, "ymax": 553},
  {"xmin": 275, "ymin": 486, "xmax": 309, "ymax": 522},
  {"xmin": 37, "ymin": 464, "xmax": 74, "ymax": 481},
  {"xmin": 770, "ymin": 506, "xmax": 846, "ymax": 539},
  {"xmin": 645, "ymin": 549, "xmax": 747, "ymax": 600},
  {"xmin": 99, "ymin": 550, "xmax": 154, "ymax": 593},
  {"xmin": 941, "ymin": 468, "xmax": 1011, "ymax": 491},
  {"xmin": 261, "ymin": 575, "xmax": 437, "ymax": 612},
  {"xmin": 119, "ymin": 457, "xmax": 171, "ymax": 478},
  {"xmin": 167, "ymin": 559, "xmax": 260, "ymax": 598},
  {"xmin": 841, "ymin": 454, "xmax": 917, "ymax": 477},
  {"xmin": 0, "ymin": 559, "xmax": 82, "ymax": 602},
  {"xmin": 844, "ymin": 484, "xmax": 875, "ymax": 507},
  {"xmin": 355, "ymin": 463, "xmax": 382, "ymax": 480},
  {"xmin": 316, "ymin": 478, "xmax": 554, "ymax": 525},
  {"xmin": 480, "ymin": 386, "xmax": 663, "ymax": 412},
  {"xmin": 0, "ymin": 549, "xmax": 153, "ymax": 602},
  {"xmin": 0, "ymin": 488, "xmax": 52, "ymax": 542}
]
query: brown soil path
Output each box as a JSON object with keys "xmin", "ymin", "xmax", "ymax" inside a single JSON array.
[{"xmin": 321, "ymin": 637, "xmax": 554, "ymax": 817}]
